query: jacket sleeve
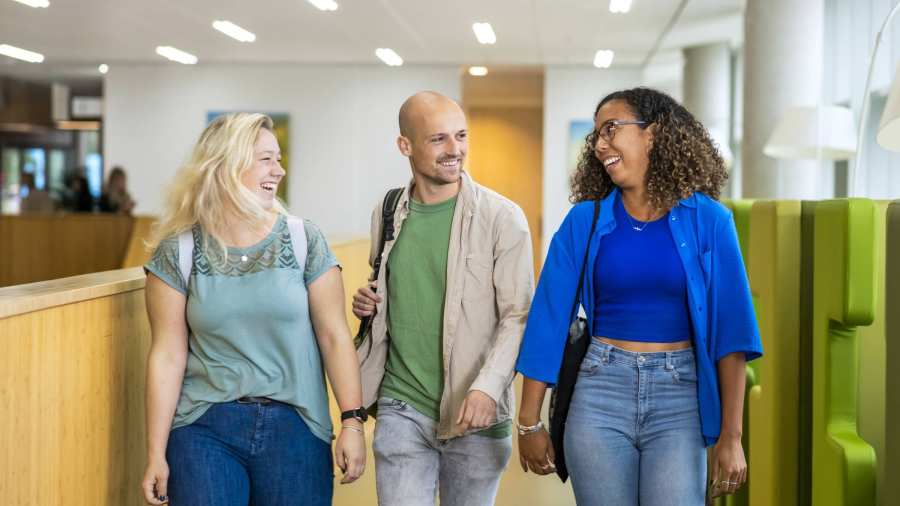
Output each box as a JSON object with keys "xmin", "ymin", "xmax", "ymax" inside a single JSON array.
[
  {"xmin": 710, "ymin": 213, "xmax": 763, "ymax": 362},
  {"xmin": 469, "ymin": 204, "xmax": 535, "ymax": 402},
  {"xmin": 514, "ymin": 207, "xmax": 583, "ymax": 385}
]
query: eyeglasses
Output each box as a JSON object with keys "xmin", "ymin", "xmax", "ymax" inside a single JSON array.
[{"xmin": 595, "ymin": 120, "xmax": 648, "ymax": 143}]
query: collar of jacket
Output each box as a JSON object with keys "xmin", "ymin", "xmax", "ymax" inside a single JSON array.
[{"xmin": 596, "ymin": 186, "xmax": 697, "ymax": 226}]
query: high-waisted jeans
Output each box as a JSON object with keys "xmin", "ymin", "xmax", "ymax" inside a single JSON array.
[
  {"xmin": 166, "ymin": 400, "xmax": 333, "ymax": 506},
  {"xmin": 564, "ymin": 340, "xmax": 707, "ymax": 505}
]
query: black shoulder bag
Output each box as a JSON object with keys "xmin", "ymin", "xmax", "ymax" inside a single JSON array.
[
  {"xmin": 354, "ymin": 187, "xmax": 404, "ymax": 354},
  {"xmin": 549, "ymin": 199, "xmax": 600, "ymax": 482}
]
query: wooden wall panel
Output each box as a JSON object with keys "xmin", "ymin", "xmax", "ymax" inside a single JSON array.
[
  {"xmin": 467, "ymin": 106, "xmax": 544, "ymax": 275},
  {"xmin": 121, "ymin": 216, "xmax": 157, "ymax": 269},
  {"xmin": 0, "ymin": 214, "xmax": 135, "ymax": 287},
  {"xmin": 0, "ymin": 274, "xmax": 150, "ymax": 505}
]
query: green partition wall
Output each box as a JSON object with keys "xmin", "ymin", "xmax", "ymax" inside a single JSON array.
[
  {"xmin": 856, "ymin": 202, "xmax": 889, "ymax": 506},
  {"xmin": 811, "ymin": 199, "xmax": 877, "ymax": 506},
  {"xmin": 717, "ymin": 200, "xmax": 755, "ymax": 506},
  {"xmin": 884, "ymin": 202, "xmax": 900, "ymax": 506},
  {"xmin": 746, "ymin": 201, "xmax": 801, "ymax": 506}
]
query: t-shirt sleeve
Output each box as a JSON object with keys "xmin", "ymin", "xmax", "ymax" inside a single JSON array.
[
  {"xmin": 144, "ymin": 236, "xmax": 188, "ymax": 295},
  {"xmin": 303, "ymin": 219, "xmax": 341, "ymax": 285}
]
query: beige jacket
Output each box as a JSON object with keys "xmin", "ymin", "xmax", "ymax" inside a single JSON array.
[{"xmin": 357, "ymin": 171, "xmax": 534, "ymax": 439}]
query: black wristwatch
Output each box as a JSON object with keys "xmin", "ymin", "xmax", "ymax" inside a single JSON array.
[{"xmin": 340, "ymin": 407, "xmax": 369, "ymax": 423}]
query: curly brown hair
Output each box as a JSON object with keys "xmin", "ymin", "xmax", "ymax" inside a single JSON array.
[{"xmin": 570, "ymin": 87, "xmax": 728, "ymax": 209}]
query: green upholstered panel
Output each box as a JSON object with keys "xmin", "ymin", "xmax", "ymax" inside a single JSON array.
[
  {"xmin": 811, "ymin": 199, "xmax": 877, "ymax": 506},
  {"xmin": 798, "ymin": 201, "xmax": 816, "ymax": 506},
  {"xmin": 746, "ymin": 201, "xmax": 801, "ymax": 506},
  {"xmin": 883, "ymin": 201, "xmax": 900, "ymax": 506},
  {"xmin": 857, "ymin": 201, "xmax": 889, "ymax": 506},
  {"xmin": 715, "ymin": 199, "xmax": 755, "ymax": 506}
]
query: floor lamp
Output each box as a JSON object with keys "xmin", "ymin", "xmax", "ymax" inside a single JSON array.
[
  {"xmin": 764, "ymin": 105, "xmax": 858, "ymax": 176},
  {"xmin": 853, "ymin": 1, "xmax": 900, "ymax": 195}
]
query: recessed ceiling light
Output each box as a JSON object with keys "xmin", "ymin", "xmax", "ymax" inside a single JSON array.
[
  {"xmin": 98, "ymin": 64, "xmax": 108, "ymax": 74},
  {"xmin": 11, "ymin": 0, "xmax": 50, "ymax": 8},
  {"xmin": 0, "ymin": 44, "xmax": 44, "ymax": 63},
  {"xmin": 307, "ymin": 0, "xmax": 338, "ymax": 11},
  {"xmin": 375, "ymin": 48, "xmax": 403, "ymax": 67},
  {"xmin": 212, "ymin": 20, "xmax": 256, "ymax": 42},
  {"xmin": 472, "ymin": 22, "xmax": 497, "ymax": 45},
  {"xmin": 469, "ymin": 66, "xmax": 488, "ymax": 77},
  {"xmin": 155, "ymin": 46, "xmax": 198, "ymax": 65},
  {"xmin": 609, "ymin": 0, "xmax": 633, "ymax": 13},
  {"xmin": 594, "ymin": 49, "xmax": 614, "ymax": 68}
]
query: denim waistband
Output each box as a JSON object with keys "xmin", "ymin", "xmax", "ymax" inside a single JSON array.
[{"xmin": 585, "ymin": 339, "xmax": 695, "ymax": 368}]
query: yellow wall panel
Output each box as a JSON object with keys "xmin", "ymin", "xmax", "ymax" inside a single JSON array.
[{"xmin": 746, "ymin": 201, "xmax": 801, "ymax": 506}]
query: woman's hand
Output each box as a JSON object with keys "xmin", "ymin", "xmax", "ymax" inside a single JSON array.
[
  {"xmin": 335, "ymin": 425, "xmax": 366, "ymax": 484},
  {"xmin": 518, "ymin": 428, "xmax": 556, "ymax": 475},
  {"xmin": 709, "ymin": 434, "xmax": 747, "ymax": 497},
  {"xmin": 141, "ymin": 456, "xmax": 170, "ymax": 504}
]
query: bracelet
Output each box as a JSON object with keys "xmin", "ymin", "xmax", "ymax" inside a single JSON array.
[
  {"xmin": 516, "ymin": 420, "xmax": 544, "ymax": 436},
  {"xmin": 341, "ymin": 425, "xmax": 365, "ymax": 435}
]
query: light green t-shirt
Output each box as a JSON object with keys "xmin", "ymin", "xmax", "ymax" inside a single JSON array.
[
  {"xmin": 382, "ymin": 197, "xmax": 510, "ymax": 438},
  {"xmin": 144, "ymin": 215, "xmax": 339, "ymax": 443}
]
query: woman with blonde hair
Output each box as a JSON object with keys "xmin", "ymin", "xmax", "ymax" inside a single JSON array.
[{"xmin": 141, "ymin": 113, "xmax": 366, "ymax": 505}]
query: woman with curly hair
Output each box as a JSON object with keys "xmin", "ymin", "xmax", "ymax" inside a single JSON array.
[{"xmin": 514, "ymin": 88, "xmax": 762, "ymax": 505}]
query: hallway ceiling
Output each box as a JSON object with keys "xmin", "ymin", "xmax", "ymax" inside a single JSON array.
[{"xmin": 1, "ymin": 0, "xmax": 743, "ymax": 78}]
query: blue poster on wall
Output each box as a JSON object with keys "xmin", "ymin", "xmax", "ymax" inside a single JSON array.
[{"xmin": 568, "ymin": 120, "xmax": 593, "ymax": 175}]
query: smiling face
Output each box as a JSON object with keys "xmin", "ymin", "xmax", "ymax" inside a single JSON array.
[
  {"xmin": 240, "ymin": 128, "xmax": 285, "ymax": 209},
  {"xmin": 398, "ymin": 93, "xmax": 468, "ymax": 187},
  {"xmin": 593, "ymin": 99, "xmax": 654, "ymax": 192}
]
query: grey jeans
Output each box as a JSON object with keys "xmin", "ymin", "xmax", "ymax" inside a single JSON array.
[{"xmin": 372, "ymin": 397, "xmax": 512, "ymax": 506}]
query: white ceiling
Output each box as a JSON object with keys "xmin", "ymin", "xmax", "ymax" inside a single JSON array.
[{"xmin": 0, "ymin": 0, "xmax": 743, "ymax": 77}]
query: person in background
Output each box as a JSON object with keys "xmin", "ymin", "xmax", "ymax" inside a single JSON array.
[
  {"xmin": 141, "ymin": 113, "xmax": 366, "ymax": 506},
  {"xmin": 19, "ymin": 172, "xmax": 55, "ymax": 213},
  {"xmin": 61, "ymin": 171, "xmax": 94, "ymax": 212},
  {"xmin": 99, "ymin": 166, "xmax": 136, "ymax": 214}
]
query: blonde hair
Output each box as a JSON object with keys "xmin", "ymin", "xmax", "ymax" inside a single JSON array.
[{"xmin": 147, "ymin": 113, "xmax": 286, "ymax": 259}]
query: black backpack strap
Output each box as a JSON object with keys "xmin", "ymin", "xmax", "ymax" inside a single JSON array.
[
  {"xmin": 355, "ymin": 187, "xmax": 404, "ymax": 349},
  {"xmin": 571, "ymin": 200, "xmax": 601, "ymax": 318},
  {"xmin": 371, "ymin": 187, "xmax": 404, "ymax": 282}
]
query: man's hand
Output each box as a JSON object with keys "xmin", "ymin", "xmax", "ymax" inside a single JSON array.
[
  {"xmin": 351, "ymin": 281, "xmax": 381, "ymax": 319},
  {"xmin": 455, "ymin": 390, "xmax": 497, "ymax": 432}
]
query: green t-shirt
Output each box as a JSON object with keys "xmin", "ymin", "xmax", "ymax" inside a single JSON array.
[
  {"xmin": 381, "ymin": 196, "xmax": 510, "ymax": 438},
  {"xmin": 144, "ymin": 215, "xmax": 340, "ymax": 443}
]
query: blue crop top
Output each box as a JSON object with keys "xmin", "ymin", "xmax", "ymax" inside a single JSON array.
[{"xmin": 592, "ymin": 193, "xmax": 693, "ymax": 342}]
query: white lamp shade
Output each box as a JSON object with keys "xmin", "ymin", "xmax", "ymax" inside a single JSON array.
[
  {"xmin": 877, "ymin": 64, "xmax": 900, "ymax": 151},
  {"xmin": 763, "ymin": 105, "xmax": 858, "ymax": 160}
]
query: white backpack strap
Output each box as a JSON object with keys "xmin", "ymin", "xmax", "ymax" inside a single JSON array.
[
  {"xmin": 177, "ymin": 228, "xmax": 194, "ymax": 287},
  {"xmin": 286, "ymin": 216, "xmax": 308, "ymax": 274}
]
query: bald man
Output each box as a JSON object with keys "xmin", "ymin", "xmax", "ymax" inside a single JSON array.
[{"xmin": 352, "ymin": 91, "xmax": 535, "ymax": 505}]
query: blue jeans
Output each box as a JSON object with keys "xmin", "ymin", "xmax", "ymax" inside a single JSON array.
[
  {"xmin": 372, "ymin": 397, "xmax": 512, "ymax": 506},
  {"xmin": 166, "ymin": 400, "xmax": 333, "ymax": 506},
  {"xmin": 564, "ymin": 340, "xmax": 707, "ymax": 505}
]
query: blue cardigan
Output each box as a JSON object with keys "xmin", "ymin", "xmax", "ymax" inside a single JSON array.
[{"xmin": 515, "ymin": 188, "xmax": 763, "ymax": 446}]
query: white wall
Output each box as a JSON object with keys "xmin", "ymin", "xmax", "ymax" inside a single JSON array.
[
  {"xmin": 104, "ymin": 64, "xmax": 460, "ymax": 240},
  {"xmin": 541, "ymin": 66, "xmax": 646, "ymax": 253}
]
